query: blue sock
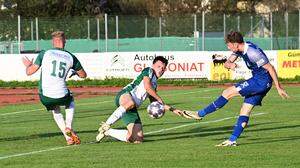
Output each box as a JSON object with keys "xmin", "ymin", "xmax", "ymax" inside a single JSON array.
[
  {"xmin": 229, "ymin": 116, "xmax": 249, "ymax": 142},
  {"xmin": 197, "ymin": 96, "xmax": 228, "ymax": 117}
]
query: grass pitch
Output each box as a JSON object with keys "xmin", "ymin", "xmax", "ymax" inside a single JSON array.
[{"xmin": 0, "ymin": 87, "xmax": 299, "ymax": 167}]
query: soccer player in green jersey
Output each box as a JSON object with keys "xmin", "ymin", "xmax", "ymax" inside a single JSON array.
[
  {"xmin": 96, "ymin": 56, "xmax": 182, "ymax": 143},
  {"xmin": 22, "ymin": 31, "xmax": 87, "ymax": 145}
]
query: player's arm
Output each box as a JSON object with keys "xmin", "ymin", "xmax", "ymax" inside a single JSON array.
[
  {"xmin": 22, "ymin": 56, "xmax": 40, "ymax": 76},
  {"xmin": 76, "ymin": 69, "xmax": 87, "ymax": 78},
  {"xmin": 224, "ymin": 54, "xmax": 238, "ymax": 70},
  {"xmin": 143, "ymin": 76, "xmax": 163, "ymax": 104},
  {"xmin": 148, "ymin": 95, "xmax": 156, "ymax": 103},
  {"xmin": 163, "ymin": 104, "xmax": 184, "ymax": 116},
  {"xmin": 70, "ymin": 54, "xmax": 87, "ymax": 78},
  {"xmin": 262, "ymin": 63, "xmax": 289, "ymax": 99}
]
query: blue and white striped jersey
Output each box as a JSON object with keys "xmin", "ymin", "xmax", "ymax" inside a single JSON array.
[{"xmin": 234, "ymin": 41, "xmax": 271, "ymax": 78}]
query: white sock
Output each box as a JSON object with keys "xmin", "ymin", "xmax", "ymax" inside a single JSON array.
[
  {"xmin": 51, "ymin": 107, "xmax": 69, "ymax": 140},
  {"xmin": 105, "ymin": 129, "xmax": 128, "ymax": 142},
  {"xmin": 105, "ymin": 106, "xmax": 126, "ymax": 125},
  {"xmin": 65, "ymin": 101, "xmax": 75, "ymax": 129}
]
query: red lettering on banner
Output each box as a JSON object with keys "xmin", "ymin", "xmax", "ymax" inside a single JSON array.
[
  {"xmin": 133, "ymin": 62, "xmax": 205, "ymax": 72},
  {"xmin": 282, "ymin": 60, "xmax": 300, "ymax": 68},
  {"xmin": 134, "ymin": 63, "xmax": 145, "ymax": 72},
  {"xmin": 167, "ymin": 62, "xmax": 204, "ymax": 72},
  {"xmin": 168, "ymin": 63, "xmax": 177, "ymax": 72},
  {"xmin": 178, "ymin": 63, "xmax": 185, "ymax": 71}
]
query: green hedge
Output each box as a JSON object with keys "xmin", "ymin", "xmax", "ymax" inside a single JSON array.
[{"xmin": 0, "ymin": 77, "xmax": 299, "ymax": 89}]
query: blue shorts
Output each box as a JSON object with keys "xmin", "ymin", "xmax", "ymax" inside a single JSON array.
[{"xmin": 235, "ymin": 77, "xmax": 272, "ymax": 106}]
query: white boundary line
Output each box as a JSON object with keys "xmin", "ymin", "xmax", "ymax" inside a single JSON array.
[
  {"xmin": 0, "ymin": 112, "xmax": 265, "ymax": 160},
  {"xmin": 0, "ymin": 88, "xmax": 219, "ymax": 116}
]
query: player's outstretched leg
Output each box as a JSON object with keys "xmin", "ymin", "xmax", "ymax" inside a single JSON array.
[
  {"xmin": 96, "ymin": 122, "xmax": 111, "ymax": 142},
  {"xmin": 182, "ymin": 95, "xmax": 229, "ymax": 120},
  {"xmin": 197, "ymin": 95, "xmax": 228, "ymax": 117}
]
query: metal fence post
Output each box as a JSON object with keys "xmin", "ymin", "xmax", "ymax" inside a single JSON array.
[
  {"xmin": 250, "ymin": 15, "xmax": 253, "ymax": 38},
  {"xmin": 237, "ymin": 15, "xmax": 240, "ymax": 32},
  {"xmin": 159, "ymin": 17, "xmax": 162, "ymax": 51},
  {"xmin": 31, "ymin": 20, "xmax": 34, "ymax": 41},
  {"xmin": 285, "ymin": 11, "xmax": 289, "ymax": 49},
  {"xmin": 145, "ymin": 17, "xmax": 147, "ymax": 38},
  {"xmin": 18, "ymin": 15, "xmax": 21, "ymax": 54},
  {"xmin": 35, "ymin": 17, "xmax": 39, "ymax": 51},
  {"xmin": 194, "ymin": 14, "xmax": 198, "ymax": 51},
  {"xmin": 202, "ymin": 11, "xmax": 205, "ymax": 51},
  {"xmin": 97, "ymin": 18, "xmax": 100, "ymax": 52},
  {"xmin": 105, "ymin": 13, "xmax": 108, "ymax": 52},
  {"xmin": 87, "ymin": 19, "xmax": 90, "ymax": 39},
  {"xmin": 270, "ymin": 12, "xmax": 273, "ymax": 50},
  {"xmin": 260, "ymin": 16, "xmax": 264, "ymax": 37},
  {"xmin": 116, "ymin": 16, "xmax": 119, "ymax": 51},
  {"xmin": 223, "ymin": 14, "xmax": 226, "ymax": 37}
]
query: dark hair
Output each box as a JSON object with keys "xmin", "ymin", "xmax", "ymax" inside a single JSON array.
[
  {"xmin": 225, "ymin": 31, "xmax": 244, "ymax": 43},
  {"xmin": 153, "ymin": 56, "xmax": 168, "ymax": 66}
]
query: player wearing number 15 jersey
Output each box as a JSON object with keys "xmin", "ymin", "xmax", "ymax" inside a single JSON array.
[{"xmin": 22, "ymin": 31, "xmax": 87, "ymax": 145}]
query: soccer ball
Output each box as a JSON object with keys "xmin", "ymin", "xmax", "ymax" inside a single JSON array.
[{"xmin": 147, "ymin": 101, "xmax": 165, "ymax": 119}]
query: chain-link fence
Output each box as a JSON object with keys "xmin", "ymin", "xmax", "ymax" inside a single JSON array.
[{"xmin": 0, "ymin": 11, "xmax": 299, "ymax": 54}]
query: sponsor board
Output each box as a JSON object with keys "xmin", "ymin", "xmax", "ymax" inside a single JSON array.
[
  {"xmin": 102, "ymin": 51, "xmax": 211, "ymax": 79},
  {"xmin": 0, "ymin": 50, "xmax": 280, "ymax": 81},
  {"xmin": 209, "ymin": 51, "xmax": 232, "ymax": 80},
  {"xmin": 277, "ymin": 50, "xmax": 300, "ymax": 78}
]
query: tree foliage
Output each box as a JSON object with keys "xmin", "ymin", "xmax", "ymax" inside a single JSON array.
[{"xmin": 0, "ymin": 0, "xmax": 299, "ymax": 18}]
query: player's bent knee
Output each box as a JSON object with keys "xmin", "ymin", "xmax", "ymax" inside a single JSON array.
[
  {"xmin": 222, "ymin": 86, "xmax": 239, "ymax": 99},
  {"xmin": 126, "ymin": 133, "xmax": 144, "ymax": 143},
  {"xmin": 120, "ymin": 99, "xmax": 135, "ymax": 110}
]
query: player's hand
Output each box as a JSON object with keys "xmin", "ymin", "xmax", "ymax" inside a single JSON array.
[
  {"xmin": 164, "ymin": 105, "xmax": 182, "ymax": 116},
  {"xmin": 229, "ymin": 63, "xmax": 238, "ymax": 70},
  {"xmin": 277, "ymin": 88, "xmax": 289, "ymax": 99},
  {"xmin": 22, "ymin": 56, "xmax": 33, "ymax": 67},
  {"xmin": 172, "ymin": 109, "xmax": 184, "ymax": 117}
]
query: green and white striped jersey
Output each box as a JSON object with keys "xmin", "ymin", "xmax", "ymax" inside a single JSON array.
[
  {"xmin": 124, "ymin": 67, "xmax": 158, "ymax": 107},
  {"xmin": 34, "ymin": 48, "xmax": 82, "ymax": 98}
]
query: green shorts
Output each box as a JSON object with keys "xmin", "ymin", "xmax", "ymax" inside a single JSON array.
[
  {"xmin": 115, "ymin": 89, "xmax": 141, "ymax": 126},
  {"xmin": 39, "ymin": 92, "xmax": 73, "ymax": 111}
]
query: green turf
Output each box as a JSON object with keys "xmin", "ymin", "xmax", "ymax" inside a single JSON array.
[{"xmin": 0, "ymin": 87, "xmax": 299, "ymax": 167}]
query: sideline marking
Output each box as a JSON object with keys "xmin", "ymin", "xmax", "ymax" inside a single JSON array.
[{"xmin": 0, "ymin": 112, "xmax": 265, "ymax": 160}]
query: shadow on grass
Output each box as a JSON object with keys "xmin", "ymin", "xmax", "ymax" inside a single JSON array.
[
  {"xmin": 2, "ymin": 120, "xmax": 299, "ymax": 146},
  {"xmin": 144, "ymin": 122, "xmax": 300, "ymax": 144},
  {"xmin": 240, "ymin": 136, "xmax": 300, "ymax": 146}
]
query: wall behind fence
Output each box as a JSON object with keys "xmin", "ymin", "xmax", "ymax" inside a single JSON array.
[{"xmin": 0, "ymin": 50, "xmax": 299, "ymax": 81}]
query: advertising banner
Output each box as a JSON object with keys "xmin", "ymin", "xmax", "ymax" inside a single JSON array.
[
  {"xmin": 208, "ymin": 51, "xmax": 232, "ymax": 81},
  {"xmin": 277, "ymin": 50, "xmax": 300, "ymax": 78},
  {"xmin": 102, "ymin": 51, "xmax": 211, "ymax": 79},
  {"xmin": 0, "ymin": 50, "xmax": 279, "ymax": 81}
]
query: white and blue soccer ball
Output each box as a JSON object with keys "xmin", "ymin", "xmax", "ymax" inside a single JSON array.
[{"xmin": 147, "ymin": 101, "xmax": 165, "ymax": 119}]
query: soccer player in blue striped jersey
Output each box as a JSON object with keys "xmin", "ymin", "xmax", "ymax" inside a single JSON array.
[{"xmin": 182, "ymin": 31, "xmax": 289, "ymax": 146}]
